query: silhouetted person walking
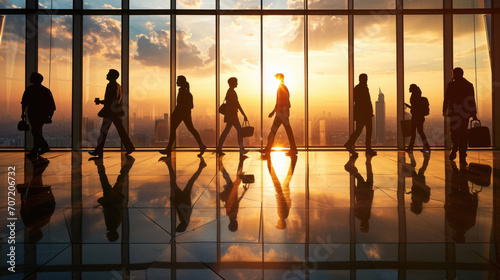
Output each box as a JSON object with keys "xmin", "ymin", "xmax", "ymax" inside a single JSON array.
[
  {"xmin": 162, "ymin": 156, "xmax": 206, "ymax": 232},
  {"xmin": 262, "ymin": 73, "xmax": 297, "ymax": 157},
  {"xmin": 405, "ymin": 84, "xmax": 430, "ymax": 153},
  {"xmin": 21, "ymin": 72, "xmax": 56, "ymax": 158},
  {"xmin": 345, "ymin": 73, "xmax": 376, "ymax": 157},
  {"xmin": 217, "ymin": 77, "xmax": 249, "ymax": 155},
  {"xmin": 160, "ymin": 75, "xmax": 206, "ymax": 158},
  {"xmin": 89, "ymin": 69, "xmax": 135, "ymax": 157},
  {"xmin": 92, "ymin": 155, "xmax": 135, "ymax": 242},
  {"xmin": 443, "ymin": 67, "xmax": 477, "ymax": 166}
]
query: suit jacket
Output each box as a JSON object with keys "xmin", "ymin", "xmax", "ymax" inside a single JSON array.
[
  {"xmin": 98, "ymin": 82, "xmax": 124, "ymax": 118},
  {"xmin": 443, "ymin": 77, "xmax": 476, "ymax": 119},
  {"xmin": 21, "ymin": 84, "xmax": 56, "ymax": 122},
  {"xmin": 353, "ymin": 83, "xmax": 373, "ymax": 121}
]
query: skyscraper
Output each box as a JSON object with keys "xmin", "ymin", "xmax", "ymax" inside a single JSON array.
[{"xmin": 375, "ymin": 88, "xmax": 386, "ymax": 145}]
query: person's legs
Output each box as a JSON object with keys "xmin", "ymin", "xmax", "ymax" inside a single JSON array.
[
  {"xmin": 457, "ymin": 117, "xmax": 469, "ymax": 165},
  {"xmin": 111, "ymin": 117, "xmax": 135, "ymax": 152},
  {"xmin": 165, "ymin": 111, "xmax": 183, "ymax": 152},
  {"xmin": 449, "ymin": 116, "xmax": 462, "ymax": 160},
  {"xmin": 29, "ymin": 121, "xmax": 44, "ymax": 153},
  {"xmin": 95, "ymin": 118, "xmax": 113, "ymax": 153},
  {"xmin": 233, "ymin": 121, "xmax": 246, "ymax": 152},
  {"xmin": 218, "ymin": 123, "xmax": 233, "ymax": 152},
  {"xmin": 345, "ymin": 120, "xmax": 365, "ymax": 149},
  {"xmin": 281, "ymin": 116, "xmax": 297, "ymax": 153},
  {"xmin": 264, "ymin": 117, "xmax": 283, "ymax": 152},
  {"xmin": 407, "ymin": 118, "xmax": 418, "ymax": 151},
  {"xmin": 365, "ymin": 118, "xmax": 373, "ymax": 149},
  {"xmin": 416, "ymin": 119, "xmax": 430, "ymax": 151},
  {"xmin": 184, "ymin": 114, "xmax": 205, "ymax": 148}
]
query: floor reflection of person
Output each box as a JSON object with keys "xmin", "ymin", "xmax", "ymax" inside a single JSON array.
[
  {"xmin": 161, "ymin": 156, "xmax": 207, "ymax": 233},
  {"xmin": 220, "ymin": 155, "xmax": 248, "ymax": 232},
  {"xmin": 267, "ymin": 155, "xmax": 297, "ymax": 230},
  {"xmin": 445, "ymin": 162, "xmax": 478, "ymax": 243},
  {"xmin": 345, "ymin": 155, "xmax": 374, "ymax": 232},
  {"xmin": 408, "ymin": 152, "xmax": 431, "ymax": 215},
  {"xmin": 17, "ymin": 157, "xmax": 55, "ymax": 243},
  {"xmin": 91, "ymin": 155, "xmax": 135, "ymax": 242}
]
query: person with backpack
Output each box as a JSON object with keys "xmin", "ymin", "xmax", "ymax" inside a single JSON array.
[{"xmin": 404, "ymin": 84, "xmax": 430, "ymax": 153}]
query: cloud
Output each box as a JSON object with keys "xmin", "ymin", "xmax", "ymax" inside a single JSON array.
[
  {"xmin": 178, "ymin": 0, "xmax": 202, "ymax": 8},
  {"xmin": 82, "ymin": 16, "xmax": 121, "ymax": 60},
  {"xmin": 134, "ymin": 29, "xmax": 170, "ymax": 68}
]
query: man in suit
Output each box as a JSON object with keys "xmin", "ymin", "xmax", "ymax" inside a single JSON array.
[
  {"xmin": 344, "ymin": 73, "xmax": 377, "ymax": 157},
  {"xmin": 261, "ymin": 73, "xmax": 297, "ymax": 157},
  {"xmin": 443, "ymin": 67, "xmax": 477, "ymax": 166},
  {"xmin": 21, "ymin": 72, "xmax": 56, "ymax": 158},
  {"xmin": 89, "ymin": 69, "xmax": 135, "ymax": 157}
]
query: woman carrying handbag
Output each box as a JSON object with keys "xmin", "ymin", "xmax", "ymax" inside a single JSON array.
[{"xmin": 217, "ymin": 77, "xmax": 249, "ymax": 155}]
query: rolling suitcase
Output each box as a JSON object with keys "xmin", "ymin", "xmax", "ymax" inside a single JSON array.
[{"xmin": 467, "ymin": 119, "xmax": 491, "ymax": 147}]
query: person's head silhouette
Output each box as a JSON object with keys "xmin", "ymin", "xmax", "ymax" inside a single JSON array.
[
  {"xmin": 106, "ymin": 69, "xmax": 119, "ymax": 81},
  {"xmin": 177, "ymin": 75, "xmax": 187, "ymax": 87},
  {"xmin": 228, "ymin": 219, "xmax": 238, "ymax": 232},
  {"xmin": 452, "ymin": 67, "xmax": 464, "ymax": 80},
  {"xmin": 106, "ymin": 230, "xmax": 119, "ymax": 242},
  {"xmin": 275, "ymin": 73, "xmax": 284, "ymax": 84},
  {"xmin": 228, "ymin": 77, "xmax": 238, "ymax": 89},
  {"xmin": 359, "ymin": 73, "xmax": 368, "ymax": 84},
  {"xmin": 30, "ymin": 72, "xmax": 43, "ymax": 85}
]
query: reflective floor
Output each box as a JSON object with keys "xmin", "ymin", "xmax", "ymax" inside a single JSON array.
[{"xmin": 1, "ymin": 150, "xmax": 499, "ymax": 279}]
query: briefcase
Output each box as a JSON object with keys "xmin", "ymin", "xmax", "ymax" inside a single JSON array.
[
  {"xmin": 241, "ymin": 120, "xmax": 254, "ymax": 138},
  {"xmin": 401, "ymin": 120, "xmax": 412, "ymax": 137},
  {"xmin": 467, "ymin": 119, "xmax": 491, "ymax": 147},
  {"xmin": 467, "ymin": 162, "xmax": 492, "ymax": 187}
]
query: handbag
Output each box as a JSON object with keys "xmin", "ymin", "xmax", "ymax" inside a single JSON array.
[
  {"xmin": 18, "ymin": 120, "xmax": 30, "ymax": 131},
  {"xmin": 467, "ymin": 162, "xmax": 492, "ymax": 187},
  {"xmin": 467, "ymin": 119, "xmax": 491, "ymax": 147},
  {"xmin": 219, "ymin": 102, "xmax": 226, "ymax": 115},
  {"xmin": 241, "ymin": 120, "xmax": 254, "ymax": 138}
]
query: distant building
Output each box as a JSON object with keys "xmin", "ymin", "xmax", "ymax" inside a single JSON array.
[
  {"xmin": 375, "ymin": 88, "xmax": 386, "ymax": 145},
  {"xmin": 154, "ymin": 113, "xmax": 169, "ymax": 145}
]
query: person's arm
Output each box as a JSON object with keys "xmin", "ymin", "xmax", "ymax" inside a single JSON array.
[
  {"xmin": 269, "ymin": 89, "xmax": 279, "ymax": 118},
  {"xmin": 21, "ymin": 90, "xmax": 27, "ymax": 119}
]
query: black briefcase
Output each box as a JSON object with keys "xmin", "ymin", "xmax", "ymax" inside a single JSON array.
[{"xmin": 467, "ymin": 119, "xmax": 491, "ymax": 147}]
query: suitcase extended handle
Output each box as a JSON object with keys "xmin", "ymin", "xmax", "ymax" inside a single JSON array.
[{"xmin": 469, "ymin": 119, "xmax": 481, "ymax": 129}]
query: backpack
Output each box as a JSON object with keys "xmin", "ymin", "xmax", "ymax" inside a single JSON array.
[{"xmin": 421, "ymin": 97, "xmax": 430, "ymax": 116}]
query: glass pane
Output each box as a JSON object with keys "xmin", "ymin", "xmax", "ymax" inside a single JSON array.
[
  {"xmin": 264, "ymin": 0, "xmax": 304, "ymax": 9},
  {"xmin": 220, "ymin": 16, "xmax": 261, "ymax": 147},
  {"xmin": 176, "ymin": 15, "xmax": 215, "ymax": 147},
  {"xmin": 84, "ymin": 0, "xmax": 121, "ymax": 9},
  {"xmin": 404, "ymin": 15, "xmax": 444, "ymax": 147},
  {"xmin": 0, "ymin": 15, "xmax": 25, "ymax": 147},
  {"xmin": 82, "ymin": 16, "xmax": 122, "ymax": 148},
  {"xmin": 38, "ymin": 15, "xmax": 72, "ymax": 148},
  {"xmin": 309, "ymin": 0, "xmax": 347, "ymax": 9},
  {"xmin": 263, "ymin": 16, "xmax": 305, "ymax": 148},
  {"xmin": 177, "ymin": 0, "xmax": 215, "ymax": 9},
  {"xmin": 129, "ymin": 16, "xmax": 170, "ymax": 148},
  {"xmin": 354, "ymin": 0, "xmax": 395, "ymax": 9},
  {"xmin": 308, "ymin": 15, "xmax": 348, "ymax": 146},
  {"xmin": 453, "ymin": 0, "xmax": 491, "ymax": 8},
  {"xmin": 354, "ymin": 15, "xmax": 396, "ymax": 146},
  {"xmin": 221, "ymin": 0, "xmax": 260, "ymax": 9},
  {"xmin": 0, "ymin": 0, "xmax": 24, "ymax": 8},
  {"xmin": 131, "ymin": 0, "xmax": 170, "ymax": 9},
  {"xmin": 39, "ymin": 0, "xmax": 72, "ymax": 9},
  {"xmin": 454, "ymin": 14, "xmax": 492, "ymax": 144},
  {"xmin": 404, "ymin": 0, "xmax": 442, "ymax": 9}
]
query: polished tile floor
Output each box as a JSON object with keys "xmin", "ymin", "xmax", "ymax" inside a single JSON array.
[{"xmin": 1, "ymin": 150, "xmax": 499, "ymax": 279}]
